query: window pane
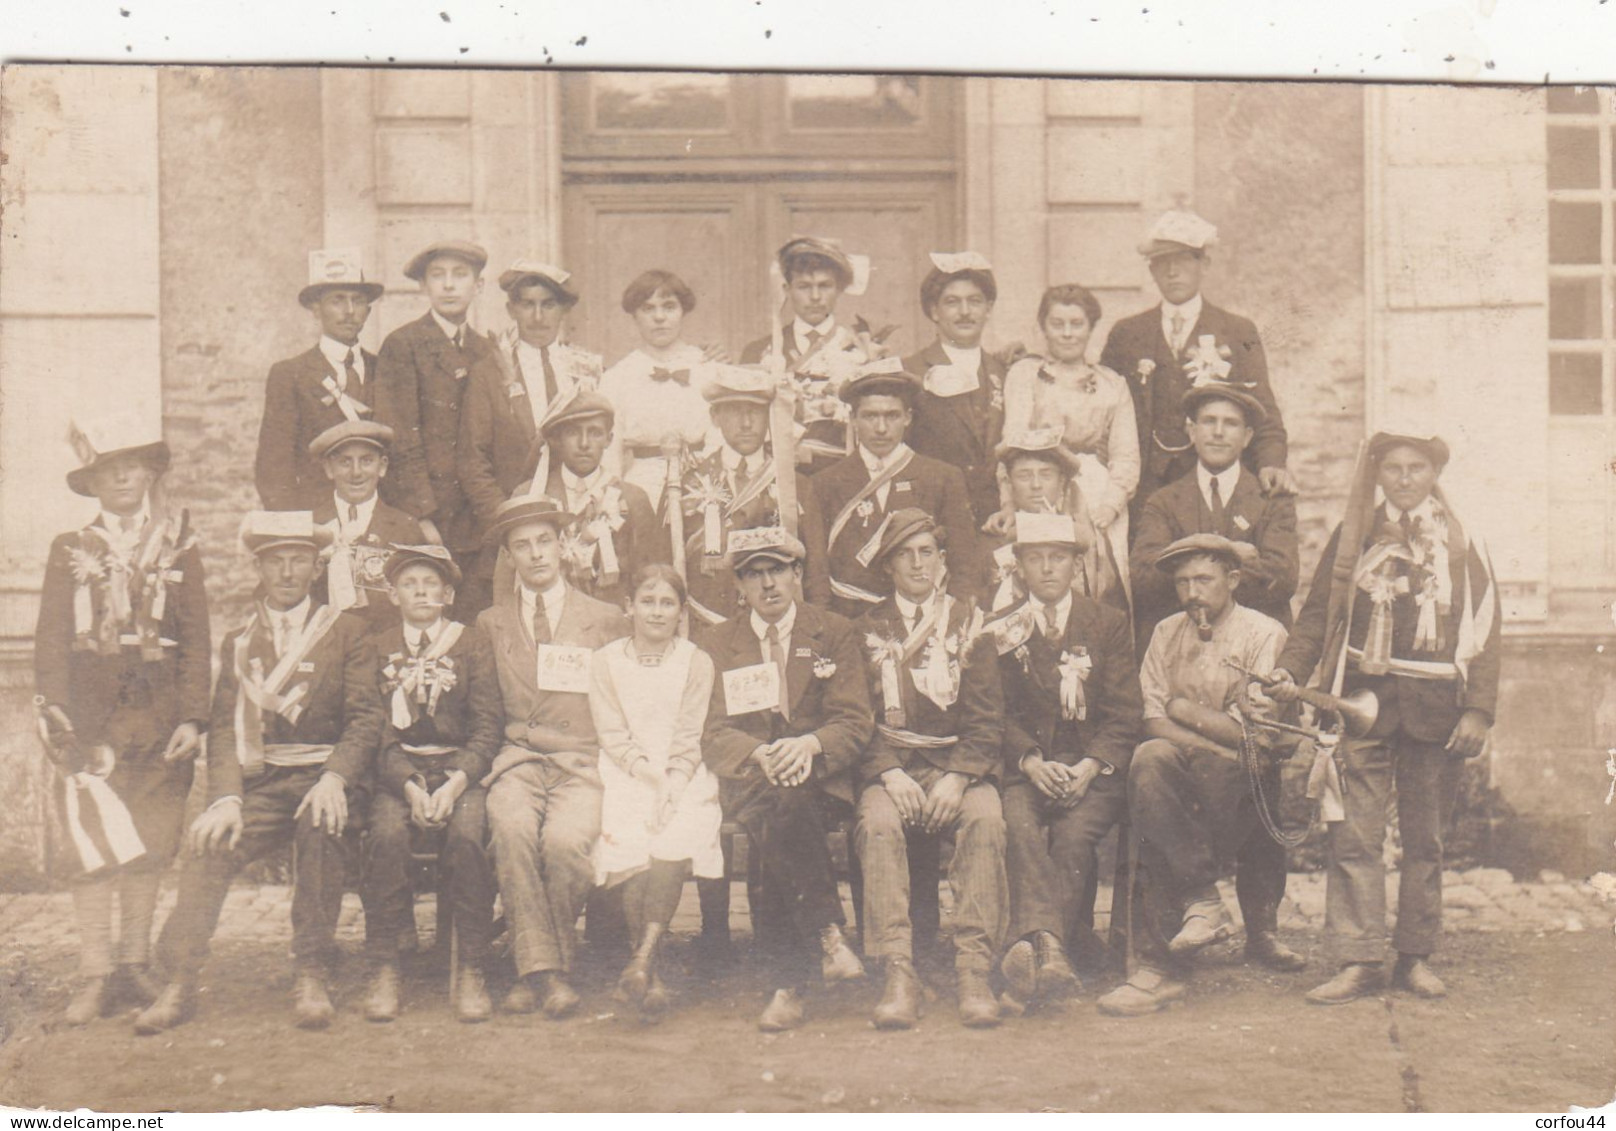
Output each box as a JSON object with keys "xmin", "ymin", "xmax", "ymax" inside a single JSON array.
[
  {"xmin": 1549, "ymin": 352, "xmax": 1604, "ymax": 415},
  {"xmin": 1547, "ymin": 126, "xmax": 1600, "ymax": 190},
  {"xmin": 592, "ymin": 73, "xmax": 730, "ymax": 132},
  {"xmin": 788, "ymin": 75, "xmax": 924, "ymax": 130},
  {"xmin": 1550, "ymin": 277, "xmax": 1605, "ymax": 339},
  {"xmin": 1546, "ymin": 87, "xmax": 1599, "ymax": 114},
  {"xmin": 1550, "ymin": 201, "xmax": 1603, "ymax": 264}
]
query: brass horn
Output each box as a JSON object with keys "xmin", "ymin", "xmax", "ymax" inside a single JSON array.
[{"xmin": 1223, "ymin": 659, "xmax": 1379, "ymax": 738}]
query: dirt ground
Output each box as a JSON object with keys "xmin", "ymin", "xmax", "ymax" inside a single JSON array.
[{"xmin": 2, "ymin": 919, "xmax": 1613, "ymax": 1114}]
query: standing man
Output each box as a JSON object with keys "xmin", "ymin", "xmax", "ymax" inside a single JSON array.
[
  {"xmin": 1097, "ymin": 534, "xmax": 1296, "ymax": 1018},
  {"xmin": 699, "ymin": 529, "xmax": 873, "ymax": 1032},
  {"xmin": 982, "ymin": 431, "xmax": 1095, "ymax": 612},
  {"xmin": 478, "ymin": 495, "xmax": 629, "ymax": 1019},
  {"xmin": 1098, "ymin": 211, "xmax": 1295, "ymax": 513},
  {"xmin": 136, "ymin": 512, "xmax": 383, "ymax": 1033},
  {"xmin": 458, "ymin": 260, "xmax": 601, "ymax": 611},
  {"xmin": 255, "ymin": 249, "xmax": 384, "ymax": 511},
  {"xmin": 813, "ymin": 365, "xmax": 981, "ymax": 620},
  {"xmin": 993, "ymin": 513, "xmax": 1141, "ymax": 1012},
  {"xmin": 307, "ymin": 420, "xmax": 427, "ymax": 631},
  {"xmin": 905, "ymin": 252, "xmax": 1007, "ymax": 531},
  {"xmin": 680, "ymin": 365, "xmax": 831, "ymax": 625},
  {"xmin": 1268, "ymin": 431, "xmax": 1499, "ymax": 1005},
  {"xmin": 852, "ymin": 509, "xmax": 1006, "ymax": 1030},
  {"xmin": 373, "ymin": 240, "xmax": 494, "ymax": 611}
]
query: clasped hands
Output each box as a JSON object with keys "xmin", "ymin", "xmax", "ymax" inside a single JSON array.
[
  {"xmin": 880, "ymin": 768, "xmax": 971, "ymax": 835},
  {"xmin": 751, "ymin": 734, "xmax": 822, "ymax": 788},
  {"xmin": 1021, "ymin": 753, "xmax": 1104, "ymax": 808},
  {"xmin": 404, "ymin": 770, "xmax": 469, "ymax": 829}
]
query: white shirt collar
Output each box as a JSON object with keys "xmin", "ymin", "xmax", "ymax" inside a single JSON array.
[
  {"xmin": 939, "ymin": 341, "xmax": 983, "ymax": 371},
  {"xmin": 793, "ymin": 315, "xmax": 836, "ymax": 344},
  {"xmin": 333, "ymin": 492, "xmax": 378, "ymax": 535},
  {"xmin": 516, "ymin": 336, "xmax": 554, "ymax": 358},
  {"xmin": 1196, "ymin": 461, "xmax": 1242, "ymax": 511},
  {"xmin": 1162, "ymin": 293, "xmax": 1204, "ymax": 335},
  {"xmin": 750, "ymin": 601, "xmax": 798, "ymax": 646},
  {"xmin": 1034, "ymin": 590, "xmax": 1073, "ymax": 636},
  {"xmin": 318, "ymin": 335, "xmax": 364, "ymax": 378},
  {"xmin": 430, "ymin": 309, "xmax": 468, "ymax": 343},
  {"xmin": 560, "ymin": 464, "xmax": 604, "ymax": 497},
  {"xmin": 98, "ymin": 503, "xmax": 151, "ymax": 538},
  {"xmin": 1384, "ymin": 495, "xmax": 1437, "ymax": 525},
  {"xmin": 519, "ymin": 579, "xmax": 568, "ymax": 626},
  {"xmin": 405, "ymin": 617, "xmax": 445, "ymax": 651},
  {"xmin": 269, "ymin": 595, "xmax": 311, "ymax": 629},
  {"xmin": 721, "ymin": 444, "xmax": 767, "ymax": 476},
  {"xmin": 893, "ymin": 591, "xmax": 936, "ymax": 625},
  {"xmin": 858, "ymin": 442, "xmax": 911, "ymax": 477}
]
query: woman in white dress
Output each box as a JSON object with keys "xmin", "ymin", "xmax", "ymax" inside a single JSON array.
[
  {"xmin": 588, "ymin": 562, "xmax": 723, "ymax": 1019},
  {"xmin": 599, "ymin": 270, "xmax": 724, "ymax": 510},
  {"xmin": 1000, "ymin": 283, "xmax": 1141, "ymax": 611}
]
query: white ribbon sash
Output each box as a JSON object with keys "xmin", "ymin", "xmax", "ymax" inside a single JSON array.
[{"xmin": 390, "ymin": 621, "xmax": 467, "ymax": 730}]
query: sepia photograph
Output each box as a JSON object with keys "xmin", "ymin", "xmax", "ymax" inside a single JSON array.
[{"xmin": 0, "ymin": 26, "xmax": 1614, "ymax": 1115}]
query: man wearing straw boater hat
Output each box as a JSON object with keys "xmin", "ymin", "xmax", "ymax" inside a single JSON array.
[
  {"xmin": 851, "ymin": 507, "xmax": 1007, "ymax": 1030},
  {"xmin": 476, "ymin": 494, "xmax": 628, "ymax": 1020},
  {"xmin": 35, "ymin": 412, "xmax": 210, "ymax": 1026},
  {"xmin": 982, "ymin": 427, "xmax": 1096, "ymax": 612},
  {"xmin": 137, "ymin": 511, "xmax": 383, "ymax": 1034},
  {"xmin": 255, "ymin": 249, "xmax": 385, "ymax": 511},
  {"xmin": 1267, "ymin": 430, "xmax": 1500, "ymax": 1006}
]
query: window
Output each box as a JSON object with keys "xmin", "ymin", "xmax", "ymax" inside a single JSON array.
[{"xmin": 1546, "ymin": 89, "xmax": 1615, "ymax": 416}]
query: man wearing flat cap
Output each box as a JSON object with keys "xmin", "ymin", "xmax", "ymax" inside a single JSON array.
[
  {"xmin": 362, "ymin": 544, "xmax": 502, "ymax": 1024},
  {"xmin": 476, "ymin": 495, "xmax": 629, "ymax": 1019},
  {"xmin": 983, "ymin": 429, "xmax": 1100, "ymax": 612},
  {"xmin": 851, "ymin": 508, "xmax": 1007, "ymax": 1030},
  {"xmin": 990, "ymin": 513, "xmax": 1141, "ymax": 1013},
  {"xmin": 679, "ymin": 365, "xmax": 831, "ymax": 626},
  {"xmin": 307, "ymin": 419, "xmax": 427, "ymax": 631},
  {"xmin": 255, "ymin": 249, "xmax": 385, "ymax": 511},
  {"xmin": 459, "ymin": 260, "xmax": 604, "ymax": 613},
  {"xmin": 1098, "ymin": 533, "xmax": 1295, "ymax": 1018},
  {"xmin": 137, "ymin": 512, "xmax": 383, "ymax": 1034},
  {"xmin": 905, "ymin": 251, "xmax": 1009, "ymax": 530},
  {"xmin": 1267, "ymin": 431, "xmax": 1500, "ymax": 1006},
  {"xmin": 373, "ymin": 241, "xmax": 495, "ymax": 612},
  {"xmin": 698, "ymin": 528, "xmax": 873, "ymax": 1032},
  {"xmin": 1098, "ymin": 210, "xmax": 1296, "ymax": 516},
  {"xmin": 812, "ymin": 363, "xmax": 983, "ymax": 620},
  {"xmin": 741, "ymin": 235, "xmax": 890, "ymax": 474}
]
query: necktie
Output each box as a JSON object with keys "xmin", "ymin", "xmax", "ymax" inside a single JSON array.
[
  {"xmin": 539, "ymin": 345, "xmax": 560, "ymax": 405},
  {"xmin": 650, "ymin": 367, "xmax": 690, "ymax": 386},
  {"xmin": 765, "ymin": 624, "xmax": 790, "ymax": 721},
  {"xmin": 805, "ymin": 329, "xmax": 823, "ymax": 352},
  {"xmin": 1170, "ymin": 311, "xmax": 1186, "ymax": 353},
  {"xmin": 1399, "ymin": 512, "xmax": 1414, "ymax": 543},
  {"xmin": 344, "ymin": 348, "xmax": 360, "ymax": 392},
  {"xmin": 1209, "ymin": 475, "xmax": 1226, "ymax": 532},
  {"xmin": 733, "ymin": 458, "xmax": 752, "ymax": 498},
  {"xmin": 411, "ymin": 631, "xmax": 427, "ymax": 658},
  {"xmin": 532, "ymin": 597, "xmax": 552, "ymax": 647},
  {"xmin": 347, "ymin": 503, "xmax": 359, "ymax": 524},
  {"xmin": 271, "ymin": 613, "xmax": 288, "ymax": 659},
  {"xmin": 118, "ymin": 514, "xmax": 138, "ymax": 534},
  {"xmin": 1042, "ymin": 601, "xmax": 1062, "ymax": 642},
  {"xmin": 452, "ymin": 327, "xmax": 464, "ymax": 351}
]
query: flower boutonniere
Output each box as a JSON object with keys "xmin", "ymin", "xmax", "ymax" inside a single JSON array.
[
  {"xmin": 812, "ymin": 655, "xmax": 837, "ymax": 680},
  {"xmin": 1058, "ymin": 646, "xmax": 1092, "ymax": 721},
  {"xmin": 855, "ymin": 498, "xmax": 876, "ymax": 524},
  {"xmin": 1136, "ymin": 358, "xmax": 1157, "ymax": 387}
]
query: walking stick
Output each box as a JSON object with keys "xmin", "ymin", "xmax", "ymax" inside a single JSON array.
[{"xmin": 662, "ymin": 434, "xmax": 687, "ymax": 580}]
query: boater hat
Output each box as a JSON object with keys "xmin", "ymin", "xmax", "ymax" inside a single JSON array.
[
  {"xmin": 1154, "ymin": 532, "xmax": 1256, "ymax": 574},
  {"xmin": 298, "ymin": 248, "xmax": 384, "ymax": 307},
  {"xmin": 1011, "ymin": 511, "xmax": 1087, "ymax": 552},
  {"xmin": 995, "ymin": 426, "xmax": 1082, "ymax": 474},
  {"xmin": 308, "ymin": 419, "xmax": 395, "ymax": 460},
  {"xmin": 65, "ymin": 412, "xmax": 171, "ymax": 497},
  {"xmin": 483, "ymin": 494, "xmax": 576, "ymax": 548},
  {"xmin": 498, "ymin": 259, "xmax": 578, "ymax": 304},
  {"xmin": 383, "ymin": 543, "xmax": 462, "ymax": 587},
  {"xmin": 239, "ymin": 511, "xmax": 335, "ymax": 556}
]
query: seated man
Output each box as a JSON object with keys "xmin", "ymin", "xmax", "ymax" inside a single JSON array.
[
  {"xmin": 309, "ymin": 420, "xmax": 427, "ymax": 631},
  {"xmin": 478, "ymin": 495, "xmax": 629, "ymax": 1019},
  {"xmin": 699, "ymin": 528, "xmax": 873, "ymax": 1032},
  {"xmin": 1098, "ymin": 534, "xmax": 1296, "ymax": 1018},
  {"xmin": 852, "ymin": 508, "xmax": 1006, "ymax": 1030},
  {"xmin": 136, "ymin": 512, "xmax": 383, "ymax": 1033},
  {"xmin": 992, "ymin": 513, "xmax": 1141, "ymax": 1011},
  {"xmin": 362, "ymin": 545, "xmax": 502, "ymax": 1024}
]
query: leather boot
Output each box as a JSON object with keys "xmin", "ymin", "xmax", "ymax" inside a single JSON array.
[
  {"xmin": 63, "ymin": 976, "xmax": 109, "ymax": 1026},
  {"xmin": 1246, "ymin": 930, "xmax": 1307, "ymax": 972},
  {"xmin": 758, "ymin": 987, "xmax": 805, "ymax": 1032},
  {"xmin": 293, "ymin": 970, "xmax": 336, "ymax": 1030},
  {"xmin": 872, "ymin": 957, "xmax": 922, "ymax": 1030},
  {"xmin": 114, "ymin": 964, "xmax": 165, "ymax": 1009},
  {"xmin": 1168, "ymin": 897, "xmax": 1234, "ymax": 955},
  {"xmin": 455, "ymin": 965, "xmax": 492, "ymax": 1023},
  {"xmin": 616, "ymin": 922, "xmax": 664, "ymax": 1006},
  {"xmin": 820, "ymin": 924, "xmax": 865, "ymax": 984},
  {"xmin": 538, "ymin": 971, "xmax": 581, "ymax": 1019},
  {"xmin": 1034, "ymin": 931, "xmax": 1081, "ymax": 998},
  {"xmin": 1392, "ymin": 954, "xmax": 1447, "ymax": 999},
  {"xmin": 502, "ymin": 974, "xmax": 539, "ymax": 1014},
  {"xmin": 999, "ymin": 937, "xmax": 1038, "ymax": 1003},
  {"xmin": 364, "ymin": 962, "xmax": 401, "ymax": 1023},
  {"xmin": 1096, "ymin": 966, "xmax": 1187, "ymax": 1017},
  {"xmin": 133, "ymin": 979, "xmax": 195, "ymax": 1035},
  {"xmin": 1305, "ymin": 962, "xmax": 1384, "ymax": 1005},
  {"xmin": 956, "ymin": 969, "xmax": 1001, "ymax": 1029},
  {"xmin": 641, "ymin": 969, "xmax": 671, "ymax": 1023}
]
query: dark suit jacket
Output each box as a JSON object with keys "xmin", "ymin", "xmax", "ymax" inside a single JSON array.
[
  {"xmin": 373, "ymin": 313, "xmax": 495, "ymax": 552},
  {"xmin": 372, "ymin": 620, "xmax": 503, "ymax": 794},
  {"xmin": 457, "ymin": 344, "xmax": 542, "ymax": 542},
  {"xmin": 904, "ymin": 340, "xmax": 1007, "ymax": 528},
  {"xmin": 852, "ymin": 596, "xmax": 1004, "ymax": 785},
  {"xmin": 254, "ymin": 344, "xmax": 379, "ymax": 511},
  {"xmin": 1129, "ymin": 465, "xmax": 1298, "ymax": 644},
  {"xmin": 697, "ymin": 602, "xmax": 874, "ymax": 803},
  {"xmin": 812, "ymin": 448, "xmax": 983, "ymax": 618},
  {"xmin": 1277, "ymin": 512, "xmax": 1502, "ymax": 743},
  {"xmin": 997, "ymin": 595, "xmax": 1142, "ymax": 780},
  {"xmin": 309, "ymin": 497, "xmax": 428, "ymax": 632},
  {"xmin": 1098, "ymin": 301, "xmax": 1288, "ymax": 505},
  {"xmin": 205, "ymin": 606, "xmax": 383, "ymax": 804},
  {"xmin": 541, "ymin": 468, "xmax": 671, "ymax": 607},
  {"xmin": 477, "ymin": 585, "xmax": 629, "ymax": 780},
  {"xmin": 680, "ymin": 446, "xmax": 831, "ymax": 622}
]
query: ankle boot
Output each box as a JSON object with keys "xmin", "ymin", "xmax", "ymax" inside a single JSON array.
[{"xmin": 616, "ymin": 922, "xmax": 665, "ymax": 1006}]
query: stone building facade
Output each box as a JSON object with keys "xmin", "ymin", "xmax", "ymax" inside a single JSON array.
[{"xmin": 1, "ymin": 67, "xmax": 1611, "ymax": 885}]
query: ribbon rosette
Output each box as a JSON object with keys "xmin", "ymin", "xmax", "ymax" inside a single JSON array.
[
  {"xmin": 812, "ymin": 655, "xmax": 837, "ymax": 679},
  {"xmin": 1183, "ymin": 334, "xmax": 1237, "ymax": 387},
  {"xmin": 1058, "ymin": 647, "xmax": 1092, "ymax": 721},
  {"xmin": 865, "ymin": 631, "xmax": 907, "ymax": 725}
]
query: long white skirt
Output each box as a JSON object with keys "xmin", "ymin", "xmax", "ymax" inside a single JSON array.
[{"xmin": 595, "ymin": 756, "xmax": 725, "ymax": 884}]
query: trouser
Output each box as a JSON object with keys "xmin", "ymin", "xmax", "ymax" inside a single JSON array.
[
  {"xmin": 1003, "ymin": 772, "xmax": 1126, "ymax": 946},
  {"xmin": 854, "ymin": 765, "xmax": 1007, "ymax": 974},
  {"xmin": 1128, "ymin": 737, "xmax": 1285, "ymax": 969},
  {"xmin": 72, "ymin": 864, "xmax": 163, "ymax": 978},
  {"xmin": 485, "ymin": 757, "xmax": 601, "ymax": 977},
  {"xmin": 1326, "ymin": 731, "xmax": 1464, "ymax": 963},
  {"xmin": 154, "ymin": 765, "xmax": 361, "ymax": 976},
  {"xmin": 722, "ymin": 775, "xmax": 848, "ymax": 989},
  {"xmin": 364, "ymin": 785, "xmax": 495, "ymax": 963}
]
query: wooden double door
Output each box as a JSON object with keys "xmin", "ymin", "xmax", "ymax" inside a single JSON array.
[{"xmin": 561, "ymin": 73, "xmax": 959, "ymax": 365}]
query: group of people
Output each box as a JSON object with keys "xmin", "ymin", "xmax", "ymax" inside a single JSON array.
[{"xmin": 33, "ymin": 209, "xmax": 1502, "ymax": 1038}]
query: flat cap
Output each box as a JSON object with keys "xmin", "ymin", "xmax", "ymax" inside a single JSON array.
[
  {"xmin": 1181, "ymin": 381, "xmax": 1267, "ymax": 428},
  {"xmin": 1154, "ymin": 532, "xmax": 1257, "ymax": 574},
  {"xmin": 868, "ymin": 507, "xmax": 944, "ymax": 570},
  {"xmin": 703, "ymin": 364, "xmax": 779, "ymax": 407},
  {"xmin": 403, "ymin": 240, "xmax": 489, "ymax": 282},
  {"xmin": 498, "ymin": 259, "xmax": 578, "ymax": 304},
  {"xmin": 383, "ymin": 542, "xmax": 462, "ymax": 587},
  {"xmin": 838, "ymin": 357, "xmax": 921, "ymax": 406},
  {"xmin": 1367, "ymin": 430, "xmax": 1450, "ymax": 471},
  {"xmin": 240, "ymin": 510, "xmax": 335, "ymax": 556},
  {"xmin": 308, "ymin": 419, "xmax": 395, "ymax": 460},
  {"xmin": 1138, "ymin": 210, "xmax": 1219, "ymax": 258},
  {"xmin": 538, "ymin": 388, "xmax": 615, "ymax": 436},
  {"xmin": 728, "ymin": 525, "xmax": 807, "ymax": 572}
]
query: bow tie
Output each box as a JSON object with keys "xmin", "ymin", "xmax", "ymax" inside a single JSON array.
[{"xmin": 650, "ymin": 367, "xmax": 690, "ymax": 386}]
